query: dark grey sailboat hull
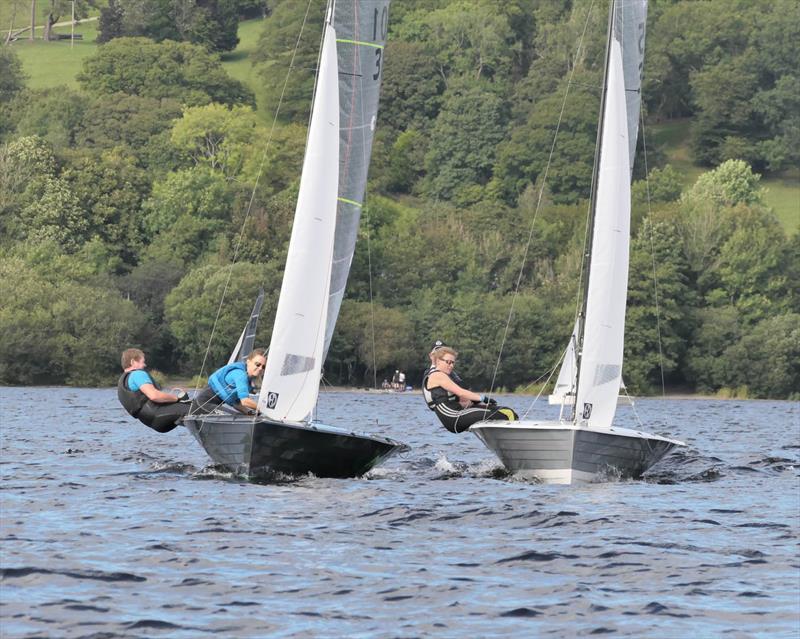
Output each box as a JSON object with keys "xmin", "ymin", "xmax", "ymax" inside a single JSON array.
[
  {"xmin": 470, "ymin": 420, "xmax": 684, "ymax": 484},
  {"xmin": 183, "ymin": 414, "xmax": 405, "ymax": 479}
]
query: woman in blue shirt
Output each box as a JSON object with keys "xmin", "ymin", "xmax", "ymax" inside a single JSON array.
[
  {"xmin": 117, "ymin": 348, "xmax": 189, "ymax": 433},
  {"xmin": 190, "ymin": 349, "xmax": 267, "ymax": 415}
]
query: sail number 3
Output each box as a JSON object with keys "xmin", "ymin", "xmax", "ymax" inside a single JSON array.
[{"xmin": 372, "ymin": 5, "xmax": 389, "ymax": 81}]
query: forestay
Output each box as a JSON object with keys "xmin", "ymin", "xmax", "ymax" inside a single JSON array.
[
  {"xmin": 258, "ymin": 24, "xmax": 340, "ymax": 421},
  {"xmin": 322, "ymin": 0, "xmax": 391, "ymax": 360}
]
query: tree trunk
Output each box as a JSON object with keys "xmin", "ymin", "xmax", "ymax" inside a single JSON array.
[
  {"xmin": 43, "ymin": 12, "xmax": 58, "ymax": 41},
  {"xmin": 5, "ymin": 1, "xmax": 17, "ymax": 44},
  {"xmin": 29, "ymin": 0, "xmax": 35, "ymax": 41}
]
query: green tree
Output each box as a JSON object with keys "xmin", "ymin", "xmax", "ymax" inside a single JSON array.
[
  {"xmin": 379, "ymin": 41, "xmax": 443, "ymax": 139},
  {"xmin": 0, "ymin": 46, "xmax": 26, "ymax": 104},
  {"xmin": 752, "ymin": 74, "xmax": 800, "ymax": 172},
  {"xmin": 78, "ymin": 37, "xmax": 254, "ymax": 107},
  {"xmin": 624, "ymin": 217, "xmax": 695, "ymax": 393},
  {"xmin": 423, "ymin": 78, "xmax": 508, "ymax": 205},
  {"xmin": 79, "ymin": 93, "xmax": 183, "ymax": 153},
  {"xmin": 170, "ymin": 103, "xmax": 265, "ymax": 180},
  {"xmin": 689, "ymin": 54, "xmax": 761, "ymax": 167},
  {"xmin": 327, "ymin": 300, "xmax": 416, "ymax": 386},
  {"xmin": 251, "ymin": 0, "xmax": 323, "ymax": 123},
  {"xmin": 141, "ymin": 166, "xmax": 236, "ymax": 265},
  {"xmin": 164, "ymin": 261, "xmax": 281, "ymax": 372},
  {"xmin": 0, "ymin": 135, "xmax": 56, "ymax": 228},
  {"xmin": 0, "ymin": 248, "xmax": 145, "ymax": 385},
  {"xmin": 711, "ymin": 207, "xmax": 789, "ymax": 324},
  {"xmin": 12, "ymin": 87, "xmax": 88, "ymax": 150},
  {"xmin": 684, "ymin": 305, "xmax": 742, "ymax": 393},
  {"xmin": 97, "ymin": 0, "xmax": 240, "ymax": 51},
  {"xmin": 492, "ymin": 77, "xmax": 598, "ymax": 205},
  {"xmin": 395, "ymin": 0, "xmax": 521, "ymax": 85},
  {"xmin": 724, "ymin": 313, "xmax": 800, "ymax": 399},
  {"xmin": 678, "ymin": 160, "xmax": 765, "ymax": 280},
  {"xmin": 61, "ymin": 148, "xmax": 151, "ymax": 269}
]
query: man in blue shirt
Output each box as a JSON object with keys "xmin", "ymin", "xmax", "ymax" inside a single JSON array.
[
  {"xmin": 190, "ymin": 349, "xmax": 267, "ymax": 415},
  {"xmin": 117, "ymin": 348, "xmax": 190, "ymax": 433}
]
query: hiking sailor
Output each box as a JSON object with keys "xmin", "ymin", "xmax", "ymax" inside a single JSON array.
[
  {"xmin": 117, "ymin": 348, "xmax": 190, "ymax": 433},
  {"xmin": 423, "ymin": 343, "xmax": 517, "ymax": 434},
  {"xmin": 190, "ymin": 349, "xmax": 267, "ymax": 415}
]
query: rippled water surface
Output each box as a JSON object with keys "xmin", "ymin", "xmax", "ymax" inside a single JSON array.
[{"xmin": 1, "ymin": 387, "xmax": 799, "ymax": 638}]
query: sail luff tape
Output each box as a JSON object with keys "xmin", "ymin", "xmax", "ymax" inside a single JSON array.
[
  {"xmin": 337, "ymin": 196, "xmax": 362, "ymax": 208},
  {"xmin": 336, "ymin": 38, "xmax": 383, "ymax": 49}
]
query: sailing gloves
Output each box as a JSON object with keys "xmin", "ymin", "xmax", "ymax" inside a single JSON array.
[{"xmin": 481, "ymin": 396, "xmax": 497, "ymax": 406}]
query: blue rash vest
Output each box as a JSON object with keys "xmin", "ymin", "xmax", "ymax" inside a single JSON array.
[
  {"xmin": 208, "ymin": 362, "xmax": 253, "ymax": 406},
  {"xmin": 127, "ymin": 370, "xmax": 154, "ymax": 392}
]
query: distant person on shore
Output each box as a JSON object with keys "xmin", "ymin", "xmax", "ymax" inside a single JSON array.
[
  {"xmin": 422, "ymin": 343, "xmax": 517, "ymax": 434},
  {"xmin": 190, "ymin": 349, "xmax": 267, "ymax": 415},
  {"xmin": 117, "ymin": 348, "xmax": 190, "ymax": 433}
]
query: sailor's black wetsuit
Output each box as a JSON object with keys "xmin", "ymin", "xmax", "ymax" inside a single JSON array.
[
  {"xmin": 422, "ymin": 366, "xmax": 517, "ymax": 434},
  {"xmin": 117, "ymin": 370, "xmax": 189, "ymax": 433}
]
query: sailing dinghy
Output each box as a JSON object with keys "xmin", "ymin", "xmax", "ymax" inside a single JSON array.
[
  {"xmin": 183, "ymin": 0, "xmax": 405, "ymax": 479},
  {"xmin": 471, "ymin": 0, "xmax": 684, "ymax": 484}
]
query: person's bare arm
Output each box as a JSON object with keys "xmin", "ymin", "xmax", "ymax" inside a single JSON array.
[
  {"xmin": 235, "ymin": 397, "xmax": 259, "ymax": 413},
  {"xmin": 429, "ymin": 371, "xmax": 482, "ymax": 403},
  {"xmin": 139, "ymin": 383, "xmax": 180, "ymax": 404}
]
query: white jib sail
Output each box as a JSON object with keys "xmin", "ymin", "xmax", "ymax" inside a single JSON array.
[
  {"xmin": 258, "ymin": 24, "xmax": 340, "ymax": 421},
  {"xmin": 549, "ymin": 319, "xmax": 579, "ymax": 405},
  {"xmin": 575, "ymin": 37, "xmax": 631, "ymax": 430}
]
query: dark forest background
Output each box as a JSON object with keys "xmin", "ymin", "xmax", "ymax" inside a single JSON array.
[{"xmin": 0, "ymin": 0, "xmax": 797, "ymax": 398}]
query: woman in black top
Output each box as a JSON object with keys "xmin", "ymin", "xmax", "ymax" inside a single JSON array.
[{"xmin": 422, "ymin": 344, "xmax": 517, "ymax": 434}]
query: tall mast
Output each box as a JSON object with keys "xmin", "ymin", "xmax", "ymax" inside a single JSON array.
[{"xmin": 572, "ymin": 0, "xmax": 616, "ymax": 423}]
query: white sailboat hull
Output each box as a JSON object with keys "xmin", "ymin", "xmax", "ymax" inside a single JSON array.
[{"xmin": 470, "ymin": 420, "xmax": 684, "ymax": 484}]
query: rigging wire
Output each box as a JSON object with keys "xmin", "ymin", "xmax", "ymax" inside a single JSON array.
[
  {"xmin": 189, "ymin": 0, "xmax": 317, "ymax": 417},
  {"xmin": 486, "ymin": 0, "xmax": 599, "ymax": 400},
  {"xmin": 519, "ymin": 347, "xmax": 566, "ymax": 420},
  {"xmin": 639, "ymin": 111, "xmax": 668, "ymax": 398}
]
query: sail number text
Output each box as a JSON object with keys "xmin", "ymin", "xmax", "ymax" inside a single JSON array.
[{"xmin": 372, "ymin": 5, "xmax": 389, "ymax": 81}]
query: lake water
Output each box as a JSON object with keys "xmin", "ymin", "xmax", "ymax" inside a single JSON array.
[{"xmin": 1, "ymin": 387, "xmax": 798, "ymax": 638}]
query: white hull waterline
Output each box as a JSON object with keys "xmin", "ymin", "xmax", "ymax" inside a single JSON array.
[{"xmin": 470, "ymin": 420, "xmax": 684, "ymax": 484}]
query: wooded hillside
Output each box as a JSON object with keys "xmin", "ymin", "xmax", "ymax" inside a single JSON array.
[{"xmin": 1, "ymin": 0, "xmax": 797, "ymax": 398}]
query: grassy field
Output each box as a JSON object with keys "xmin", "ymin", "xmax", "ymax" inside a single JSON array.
[
  {"xmin": 219, "ymin": 18, "xmax": 272, "ymax": 122},
  {"xmin": 649, "ymin": 119, "xmax": 799, "ymax": 235},
  {"xmin": 5, "ymin": 19, "xmax": 799, "ymax": 234},
  {"xmin": 8, "ymin": 20, "xmax": 99, "ymax": 89}
]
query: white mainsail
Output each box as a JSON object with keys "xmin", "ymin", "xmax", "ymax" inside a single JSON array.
[
  {"xmin": 323, "ymin": 0, "xmax": 391, "ymax": 361},
  {"xmin": 575, "ymin": 36, "xmax": 631, "ymax": 429},
  {"xmin": 258, "ymin": 24, "xmax": 340, "ymax": 421}
]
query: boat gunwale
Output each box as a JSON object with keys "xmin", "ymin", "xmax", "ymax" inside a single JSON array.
[
  {"xmin": 469, "ymin": 419, "xmax": 686, "ymax": 447},
  {"xmin": 182, "ymin": 413, "xmax": 405, "ymax": 448}
]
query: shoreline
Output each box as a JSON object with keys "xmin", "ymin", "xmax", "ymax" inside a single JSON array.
[{"xmin": 160, "ymin": 380, "xmax": 771, "ymax": 402}]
